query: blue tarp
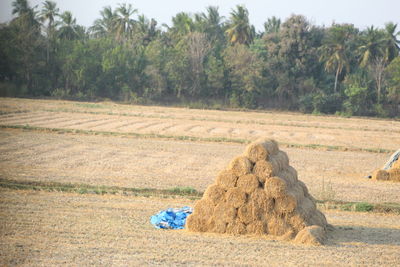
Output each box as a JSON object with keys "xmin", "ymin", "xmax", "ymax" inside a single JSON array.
[{"xmin": 150, "ymin": 206, "xmax": 193, "ymax": 229}]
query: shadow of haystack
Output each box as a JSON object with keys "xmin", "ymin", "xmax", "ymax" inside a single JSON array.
[{"xmin": 187, "ymin": 138, "xmax": 328, "ymax": 245}]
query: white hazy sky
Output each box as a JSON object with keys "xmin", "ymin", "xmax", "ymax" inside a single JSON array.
[{"xmin": 1, "ymin": 0, "xmax": 399, "ymax": 31}]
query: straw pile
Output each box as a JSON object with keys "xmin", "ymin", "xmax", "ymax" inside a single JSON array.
[
  {"xmin": 372, "ymin": 154, "xmax": 400, "ymax": 182},
  {"xmin": 186, "ymin": 138, "xmax": 328, "ymax": 245}
]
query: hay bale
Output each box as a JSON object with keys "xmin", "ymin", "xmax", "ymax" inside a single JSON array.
[
  {"xmin": 246, "ymin": 220, "xmax": 267, "ymax": 235},
  {"xmin": 214, "ymin": 202, "xmax": 237, "ymax": 223},
  {"xmin": 392, "ymin": 159, "xmax": 400, "ymax": 169},
  {"xmin": 237, "ymin": 203, "xmax": 253, "ymax": 225},
  {"xmin": 298, "ymin": 180, "xmax": 310, "ymax": 197},
  {"xmin": 244, "ymin": 139, "xmax": 278, "ymax": 163},
  {"xmin": 388, "ymin": 168, "xmax": 400, "ymax": 182},
  {"xmin": 236, "ymin": 174, "xmax": 260, "ymax": 194},
  {"xmin": 373, "ymin": 169, "xmax": 390, "ymax": 181},
  {"xmin": 250, "ymin": 188, "xmax": 274, "ymax": 219},
  {"xmin": 228, "ymin": 156, "xmax": 253, "ymax": 177},
  {"xmin": 187, "ymin": 138, "xmax": 328, "ymax": 244},
  {"xmin": 193, "ymin": 198, "xmax": 215, "ymax": 218},
  {"xmin": 294, "ymin": 225, "xmax": 326, "ymax": 245},
  {"xmin": 186, "ymin": 214, "xmax": 208, "ymax": 232},
  {"xmin": 211, "ymin": 219, "xmax": 227, "ymax": 233},
  {"xmin": 216, "ymin": 169, "xmax": 238, "ymax": 189},
  {"xmin": 254, "ymin": 160, "xmax": 276, "ymax": 184},
  {"xmin": 225, "ymin": 188, "xmax": 247, "ymax": 208},
  {"xmin": 226, "ymin": 220, "xmax": 247, "ymax": 235},
  {"xmin": 271, "ymin": 151, "xmax": 289, "ymax": 171},
  {"xmin": 267, "ymin": 216, "xmax": 293, "ymax": 237},
  {"xmin": 204, "ymin": 184, "xmax": 226, "ymax": 205},
  {"xmin": 289, "ymin": 214, "xmax": 307, "ymax": 231},
  {"xmin": 309, "ymin": 210, "xmax": 328, "ymax": 229},
  {"xmin": 275, "ymin": 194, "xmax": 297, "ymax": 214},
  {"xmin": 265, "ymin": 176, "xmax": 287, "ymax": 198}
]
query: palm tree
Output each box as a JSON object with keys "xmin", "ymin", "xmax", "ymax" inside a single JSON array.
[
  {"xmin": 12, "ymin": 0, "xmax": 30, "ymax": 16},
  {"xmin": 225, "ymin": 5, "xmax": 254, "ymax": 45},
  {"xmin": 114, "ymin": 3, "xmax": 137, "ymax": 43},
  {"xmin": 383, "ymin": 22, "xmax": 400, "ymax": 63},
  {"xmin": 40, "ymin": 1, "xmax": 59, "ymax": 62},
  {"xmin": 135, "ymin": 15, "xmax": 158, "ymax": 45},
  {"xmin": 58, "ymin": 11, "xmax": 78, "ymax": 40},
  {"xmin": 263, "ymin": 16, "xmax": 281, "ymax": 34},
  {"xmin": 170, "ymin": 12, "xmax": 194, "ymax": 37},
  {"xmin": 320, "ymin": 25, "xmax": 352, "ymax": 93},
  {"xmin": 201, "ymin": 6, "xmax": 225, "ymax": 43},
  {"xmin": 358, "ymin": 26, "xmax": 385, "ymax": 67},
  {"xmin": 12, "ymin": 0, "xmax": 38, "ymax": 26},
  {"xmin": 89, "ymin": 6, "xmax": 116, "ymax": 38}
]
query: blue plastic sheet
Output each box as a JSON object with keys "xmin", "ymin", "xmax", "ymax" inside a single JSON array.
[{"xmin": 150, "ymin": 206, "xmax": 193, "ymax": 229}]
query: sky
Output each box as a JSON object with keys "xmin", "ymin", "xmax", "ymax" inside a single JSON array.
[{"xmin": 1, "ymin": 0, "xmax": 400, "ymax": 32}]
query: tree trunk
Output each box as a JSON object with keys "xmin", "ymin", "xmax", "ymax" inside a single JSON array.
[{"xmin": 334, "ymin": 66, "xmax": 340, "ymax": 93}]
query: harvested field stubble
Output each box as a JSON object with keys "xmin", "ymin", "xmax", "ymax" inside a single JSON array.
[
  {"xmin": 187, "ymin": 138, "xmax": 328, "ymax": 245},
  {"xmin": 1, "ymin": 189, "xmax": 399, "ymax": 266}
]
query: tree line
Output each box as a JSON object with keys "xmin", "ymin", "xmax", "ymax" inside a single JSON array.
[{"xmin": 1, "ymin": 0, "xmax": 399, "ymax": 117}]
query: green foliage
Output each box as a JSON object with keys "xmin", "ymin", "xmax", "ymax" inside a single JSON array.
[{"xmin": 1, "ymin": 1, "xmax": 399, "ymax": 117}]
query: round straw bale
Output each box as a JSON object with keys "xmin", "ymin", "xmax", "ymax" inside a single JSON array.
[
  {"xmin": 388, "ymin": 168, "xmax": 400, "ymax": 182},
  {"xmin": 297, "ymin": 197, "xmax": 317, "ymax": 219},
  {"xmin": 211, "ymin": 219, "xmax": 227, "ymax": 233},
  {"xmin": 271, "ymin": 151, "xmax": 289, "ymax": 171},
  {"xmin": 216, "ymin": 169, "xmax": 238, "ymax": 189},
  {"xmin": 276, "ymin": 169, "xmax": 297, "ymax": 187},
  {"xmin": 193, "ymin": 198, "xmax": 215, "ymax": 218},
  {"xmin": 214, "ymin": 202, "xmax": 237, "ymax": 223},
  {"xmin": 293, "ymin": 225, "xmax": 326, "ymax": 245},
  {"xmin": 245, "ymin": 142, "xmax": 270, "ymax": 163},
  {"xmin": 204, "ymin": 184, "xmax": 226, "ymax": 205},
  {"xmin": 186, "ymin": 214, "xmax": 207, "ymax": 232},
  {"xmin": 264, "ymin": 176, "xmax": 287, "ymax": 198},
  {"xmin": 256, "ymin": 138, "xmax": 279, "ymax": 155},
  {"xmin": 246, "ymin": 220, "xmax": 267, "ymax": 235},
  {"xmin": 298, "ymin": 180, "xmax": 310, "ymax": 197},
  {"xmin": 308, "ymin": 210, "xmax": 328, "ymax": 229},
  {"xmin": 250, "ymin": 188, "xmax": 274, "ymax": 219},
  {"xmin": 373, "ymin": 169, "xmax": 389, "ymax": 181},
  {"xmin": 226, "ymin": 220, "xmax": 247, "ymax": 235},
  {"xmin": 236, "ymin": 174, "xmax": 260, "ymax": 194},
  {"xmin": 254, "ymin": 160, "xmax": 276, "ymax": 184},
  {"xmin": 274, "ymin": 194, "xmax": 297, "ymax": 214},
  {"xmin": 228, "ymin": 156, "xmax": 253, "ymax": 177},
  {"xmin": 289, "ymin": 184, "xmax": 306, "ymax": 201},
  {"xmin": 225, "ymin": 188, "xmax": 247, "ymax": 208},
  {"xmin": 289, "ymin": 214, "xmax": 307, "ymax": 231},
  {"xmin": 238, "ymin": 203, "xmax": 253, "ymax": 225},
  {"xmin": 267, "ymin": 216, "xmax": 293, "ymax": 237},
  {"xmin": 287, "ymin": 166, "xmax": 298, "ymax": 180},
  {"xmin": 392, "ymin": 159, "xmax": 400, "ymax": 169}
]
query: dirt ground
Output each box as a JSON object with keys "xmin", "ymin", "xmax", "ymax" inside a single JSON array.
[
  {"xmin": 0, "ymin": 189, "xmax": 399, "ymax": 266},
  {"xmin": 1, "ymin": 97, "xmax": 400, "ymax": 266}
]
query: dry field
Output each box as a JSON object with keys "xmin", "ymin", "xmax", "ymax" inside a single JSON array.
[
  {"xmin": 0, "ymin": 189, "xmax": 399, "ymax": 266},
  {"xmin": 1, "ymin": 97, "xmax": 400, "ymax": 266}
]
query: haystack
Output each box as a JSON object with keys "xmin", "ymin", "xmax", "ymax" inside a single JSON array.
[
  {"xmin": 372, "ymin": 149, "xmax": 400, "ymax": 182},
  {"xmin": 186, "ymin": 138, "xmax": 328, "ymax": 245}
]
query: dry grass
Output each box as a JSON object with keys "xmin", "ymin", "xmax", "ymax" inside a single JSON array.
[
  {"xmin": 0, "ymin": 128, "xmax": 399, "ymax": 203},
  {"xmin": 0, "ymin": 189, "xmax": 399, "ymax": 266},
  {"xmin": 1, "ymin": 97, "xmax": 399, "ymax": 151}
]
